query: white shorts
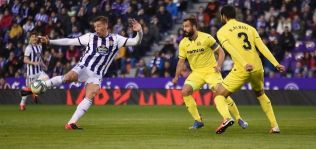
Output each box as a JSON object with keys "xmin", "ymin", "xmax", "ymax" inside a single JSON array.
[
  {"xmin": 72, "ymin": 64, "xmax": 102, "ymax": 86},
  {"xmin": 26, "ymin": 71, "xmax": 49, "ymax": 86}
]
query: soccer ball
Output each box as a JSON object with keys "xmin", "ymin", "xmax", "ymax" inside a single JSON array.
[{"xmin": 30, "ymin": 80, "xmax": 47, "ymax": 94}]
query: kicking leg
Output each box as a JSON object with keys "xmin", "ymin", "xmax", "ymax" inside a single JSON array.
[{"xmin": 44, "ymin": 71, "xmax": 78, "ymax": 88}]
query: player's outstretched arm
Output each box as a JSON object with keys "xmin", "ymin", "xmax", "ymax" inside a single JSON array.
[
  {"xmin": 214, "ymin": 47, "xmax": 225, "ymax": 72},
  {"xmin": 254, "ymin": 32, "xmax": 279, "ymax": 66},
  {"xmin": 253, "ymin": 30, "xmax": 285, "ymax": 72},
  {"xmin": 124, "ymin": 19, "xmax": 143, "ymax": 46},
  {"xmin": 24, "ymin": 56, "xmax": 39, "ymax": 66},
  {"xmin": 172, "ymin": 58, "xmax": 185, "ymax": 84},
  {"xmin": 49, "ymin": 38, "xmax": 81, "ymax": 46},
  {"xmin": 39, "ymin": 34, "xmax": 89, "ymax": 46}
]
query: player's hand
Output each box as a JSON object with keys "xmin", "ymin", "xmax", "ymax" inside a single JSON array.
[
  {"xmin": 172, "ymin": 77, "xmax": 178, "ymax": 85},
  {"xmin": 245, "ymin": 64, "xmax": 253, "ymax": 72},
  {"xmin": 129, "ymin": 18, "xmax": 142, "ymax": 32},
  {"xmin": 33, "ymin": 62, "xmax": 40, "ymax": 66},
  {"xmin": 40, "ymin": 61, "xmax": 47, "ymax": 70},
  {"xmin": 38, "ymin": 35, "xmax": 49, "ymax": 44},
  {"xmin": 276, "ymin": 64, "xmax": 285, "ymax": 72},
  {"xmin": 214, "ymin": 65, "xmax": 221, "ymax": 72}
]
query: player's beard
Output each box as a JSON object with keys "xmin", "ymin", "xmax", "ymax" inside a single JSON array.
[{"xmin": 183, "ymin": 30, "xmax": 194, "ymax": 38}]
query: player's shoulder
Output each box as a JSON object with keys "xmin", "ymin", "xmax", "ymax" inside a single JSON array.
[
  {"xmin": 217, "ymin": 25, "xmax": 228, "ymax": 36},
  {"xmin": 198, "ymin": 31, "xmax": 211, "ymax": 37},
  {"xmin": 109, "ymin": 33, "xmax": 117, "ymax": 36},
  {"xmin": 111, "ymin": 33, "xmax": 128, "ymax": 43},
  {"xmin": 238, "ymin": 20, "xmax": 256, "ymax": 30},
  {"xmin": 109, "ymin": 33, "xmax": 122, "ymax": 38},
  {"xmin": 83, "ymin": 32, "xmax": 93, "ymax": 36},
  {"xmin": 239, "ymin": 22, "xmax": 258, "ymax": 38},
  {"xmin": 179, "ymin": 37, "xmax": 188, "ymax": 46},
  {"xmin": 79, "ymin": 32, "xmax": 93, "ymax": 39},
  {"xmin": 24, "ymin": 44, "xmax": 33, "ymax": 54},
  {"xmin": 198, "ymin": 31, "xmax": 215, "ymax": 39},
  {"xmin": 25, "ymin": 44, "xmax": 32, "ymax": 50}
]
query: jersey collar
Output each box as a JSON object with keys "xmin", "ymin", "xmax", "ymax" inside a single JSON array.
[
  {"xmin": 227, "ymin": 19, "xmax": 237, "ymax": 24},
  {"xmin": 188, "ymin": 31, "xmax": 199, "ymax": 41}
]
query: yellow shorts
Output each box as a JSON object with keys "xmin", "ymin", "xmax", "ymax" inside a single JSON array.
[
  {"xmin": 184, "ymin": 71, "xmax": 223, "ymax": 91},
  {"xmin": 222, "ymin": 69, "xmax": 264, "ymax": 93}
]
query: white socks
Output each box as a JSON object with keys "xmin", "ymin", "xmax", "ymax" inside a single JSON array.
[
  {"xmin": 45, "ymin": 76, "xmax": 64, "ymax": 88},
  {"xmin": 20, "ymin": 96, "xmax": 27, "ymax": 105},
  {"xmin": 68, "ymin": 98, "xmax": 92, "ymax": 124}
]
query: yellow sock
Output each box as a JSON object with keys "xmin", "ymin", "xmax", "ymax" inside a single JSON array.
[
  {"xmin": 226, "ymin": 96, "xmax": 241, "ymax": 120},
  {"xmin": 214, "ymin": 95, "xmax": 232, "ymax": 120},
  {"xmin": 183, "ymin": 95, "xmax": 202, "ymax": 122},
  {"xmin": 257, "ymin": 94, "xmax": 278, "ymax": 128}
]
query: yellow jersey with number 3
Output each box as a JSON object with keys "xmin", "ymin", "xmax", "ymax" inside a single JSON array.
[
  {"xmin": 178, "ymin": 31, "xmax": 220, "ymax": 72},
  {"xmin": 217, "ymin": 19, "xmax": 269, "ymax": 72}
]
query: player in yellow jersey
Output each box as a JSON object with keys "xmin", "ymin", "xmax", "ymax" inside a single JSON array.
[
  {"xmin": 172, "ymin": 17, "xmax": 248, "ymax": 129},
  {"xmin": 213, "ymin": 5, "xmax": 285, "ymax": 134}
]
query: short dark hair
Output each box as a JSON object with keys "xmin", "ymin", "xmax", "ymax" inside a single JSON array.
[
  {"xmin": 30, "ymin": 30, "xmax": 39, "ymax": 36},
  {"xmin": 220, "ymin": 5, "xmax": 236, "ymax": 19},
  {"xmin": 183, "ymin": 16, "xmax": 198, "ymax": 27},
  {"xmin": 93, "ymin": 16, "xmax": 108, "ymax": 24}
]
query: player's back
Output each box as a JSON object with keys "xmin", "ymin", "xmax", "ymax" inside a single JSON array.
[{"xmin": 217, "ymin": 19, "xmax": 263, "ymax": 72}]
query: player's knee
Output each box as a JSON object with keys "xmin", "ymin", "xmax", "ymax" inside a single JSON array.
[
  {"xmin": 64, "ymin": 72, "xmax": 77, "ymax": 82},
  {"xmin": 214, "ymin": 89, "xmax": 222, "ymax": 97},
  {"xmin": 181, "ymin": 88, "xmax": 192, "ymax": 97},
  {"xmin": 42, "ymin": 76, "xmax": 49, "ymax": 81},
  {"xmin": 254, "ymin": 90, "xmax": 264, "ymax": 97},
  {"xmin": 91, "ymin": 90, "xmax": 99, "ymax": 98},
  {"xmin": 214, "ymin": 84, "xmax": 229, "ymax": 97},
  {"xmin": 39, "ymin": 75, "xmax": 49, "ymax": 81},
  {"xmin": 86, "ymin": 89, "xmax": 99, "ymax": 99},
  {"xmin": 85, "ymin": 84, "xmax": 100, "ymax": 99},
  {"xmin": 63, "ymin": 74, "xmax": 72, "ymax": 82}
]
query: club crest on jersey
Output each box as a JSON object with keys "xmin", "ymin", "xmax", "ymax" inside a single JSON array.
[
  {"xmin": 35, "ymin": 52, "xmax": 41, "ymax": 58},
  {"xmin": 97, "ymin": 45, "xmax": 109, "ymax": 55},
  {"xmin": 197, "ymin": 41, "xmax": 201, "ymax": 46}
]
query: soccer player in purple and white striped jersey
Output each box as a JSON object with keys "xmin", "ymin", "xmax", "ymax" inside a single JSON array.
[
  {"xmin": 20, "ymin": 31, "xmax": 49, "ymax": 111},
  {"xmin": 37, "ymin": 16, "xmax": 143, "ymax": 129}
]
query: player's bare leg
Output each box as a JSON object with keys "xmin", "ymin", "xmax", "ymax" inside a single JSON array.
[
  {"xmin": 182, "ymin": 84, "xmax": 204, "ymax": 129},
  {"xmin": 20, "ymin": 75, "xmax": 49, "ymax": 111},
  {"xmin": 23, "ymin": 71, "xmax": 77, "ymax": 109},
  {"xmin": 20, "ymin": 81, "xmax": 31, "ymax": 111},
  {"xmin": 65, "ymin": 83, "xmax": 99, "ymax": 130},
  {"xmin": 254, "ymin": 90, "xmax": 280, "ymax": 133},
  {"xmin": 44, "ymin": 70, "xmax": 78, "ymax": 88},
  {"xmin": 214, "ymin": 84, "xmax": 235, "ymax": 134}
]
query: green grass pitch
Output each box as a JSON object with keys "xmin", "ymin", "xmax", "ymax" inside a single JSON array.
[{"xmin": 0, "ymin": 105, "xmax": 316, "ymax": 149}]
